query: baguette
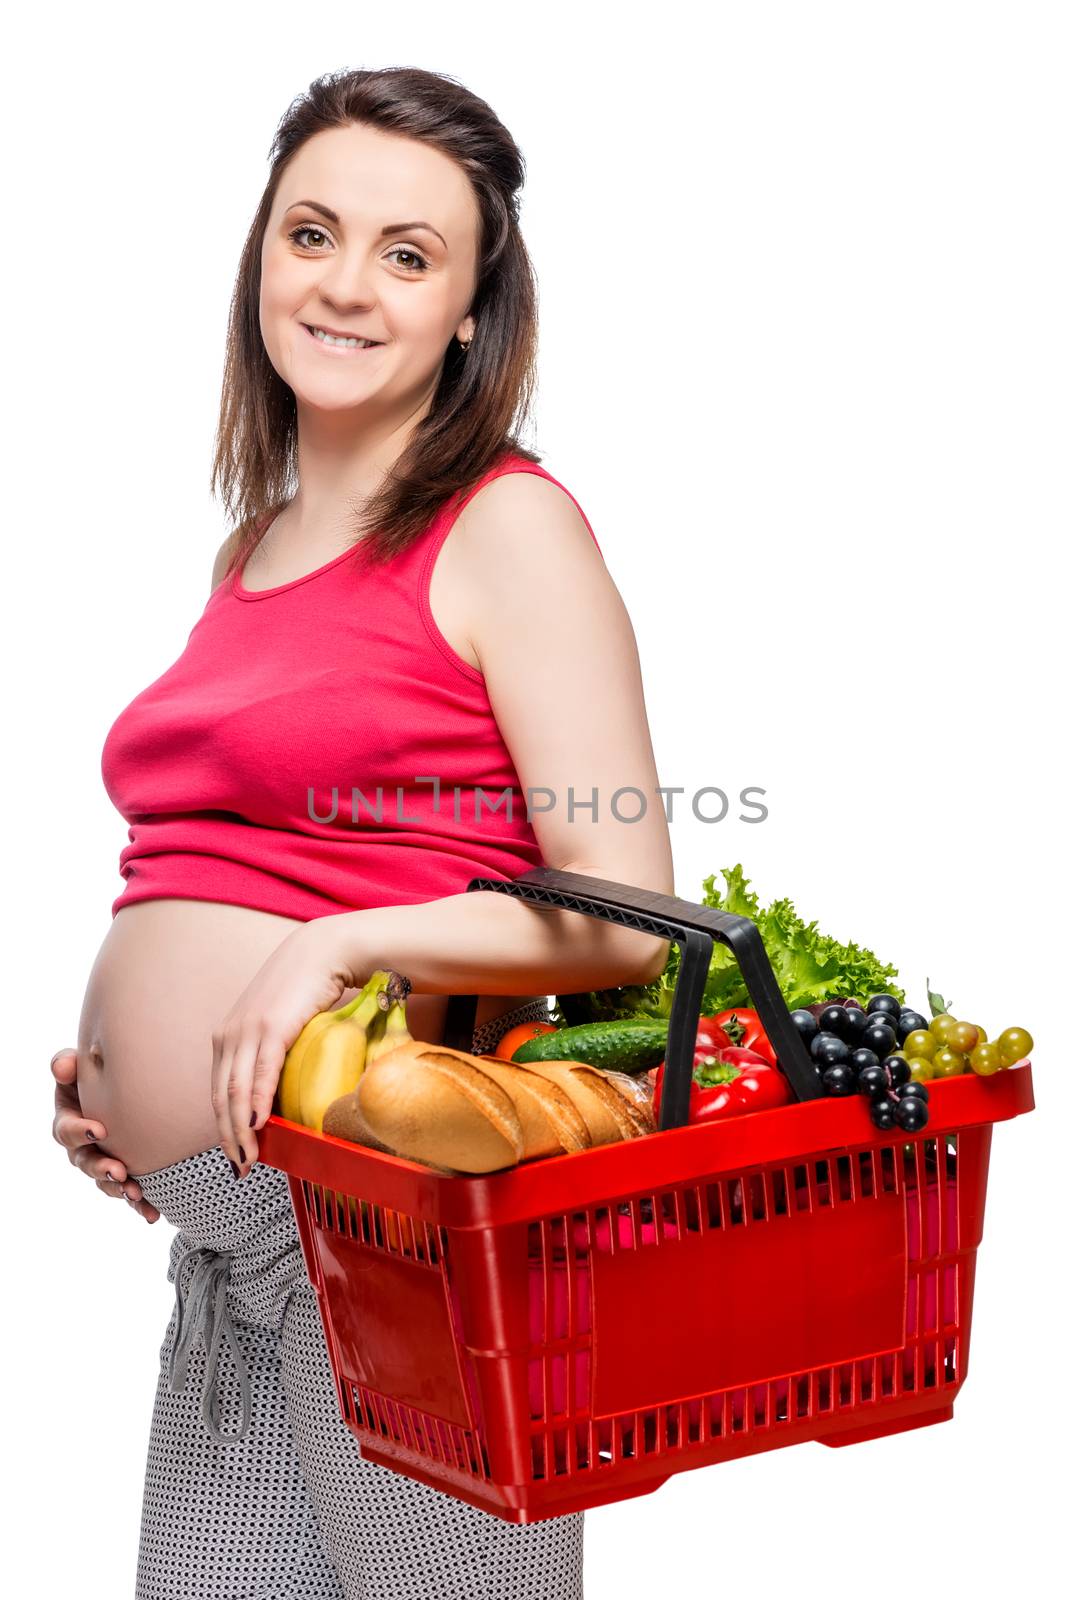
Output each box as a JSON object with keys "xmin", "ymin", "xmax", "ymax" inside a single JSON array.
[
  {"xmin": 356, "ymin": 1046, "xmax": 523, "ymax": 1173},
  {"xmin": 518, "ymin": 1060, "xmax": 653, "ymax": 1143},
  {"xmin": 336, "ymin": 1043, "xmax": 654, "ymax": 1174},
  {"xmin": 321, "ymin": 1090, "xmax": 396, "ymax": 1154},
  {"xmin": 473, "ymin": 1055, "xmax": 592, "ymax": 1157}
]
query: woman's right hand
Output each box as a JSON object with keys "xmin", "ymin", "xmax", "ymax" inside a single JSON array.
[{"xmin": 51, "ymin": 1048, "xmax": 160, "ymax": 1223}]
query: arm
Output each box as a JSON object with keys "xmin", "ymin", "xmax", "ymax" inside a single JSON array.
[{"xmin": 320, "ymin": 470, "xmax": 673, "ymax": 994}]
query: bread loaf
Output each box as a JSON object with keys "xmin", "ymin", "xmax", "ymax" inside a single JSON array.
[
  {"xmin": 356, "ymin": 1046, "xmax": 523, "ymax": 1173},
  {"xmin": 337, "ymin": 1043, "xmax": 654, "ymax": 1173},
  {"xmin": 321, "ymin": 1090, "xmax": 396, "ymax": 1153},
  {"xmin": 473, "ymin": 1055, "xmax": 592, "ymax": 1156},
  {"xmin": 518, "ymin": 1060, "xmax": 654, "ymax": 1142}
]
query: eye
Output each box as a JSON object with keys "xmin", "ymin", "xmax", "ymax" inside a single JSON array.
[
  {"xmin": 384, "ymin": 245, "xmax": 430, "ymax": 274},
  {"xmin": 287, "ymin": 224, "xmax": 332, "ymax": 251},
  {"xmin": 286, "ymin": 227, "xmax": 429, "ymax": 274}
]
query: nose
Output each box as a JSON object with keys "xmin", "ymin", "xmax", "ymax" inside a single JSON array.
[{"xmin": 314, "ymin": 249, "xmax": 379, "ymax": 314}]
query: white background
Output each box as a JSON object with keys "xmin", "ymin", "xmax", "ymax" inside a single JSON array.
[{"xmin": 8, "ymin": 2, "xmax": 1064, "ymax": 1594}]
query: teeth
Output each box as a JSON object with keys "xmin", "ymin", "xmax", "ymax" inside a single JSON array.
[{"xmin": 310, "ymin": 326, "xmax": 378, "ymax": 348}]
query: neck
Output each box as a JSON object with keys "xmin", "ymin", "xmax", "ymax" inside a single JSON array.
[{"xmin": 289, "ymin": 383, "xmax": 435, "ymax": 539}]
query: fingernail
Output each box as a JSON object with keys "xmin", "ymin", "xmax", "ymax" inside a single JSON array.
[
  {"xmin": 238, "ymin": 1144, "xmax": 246, "ymax": 1163},
  {"xmin": 85, "ymin": 1130, "xmax": 97, "ymax": 1142},
  {"xmin": 249, "ymin": 1111, "xmax": 258, "ymax": 1129},
  {"xmin": 229, "ymin": 1158, "xmax": 241, "ymax": 1180}
]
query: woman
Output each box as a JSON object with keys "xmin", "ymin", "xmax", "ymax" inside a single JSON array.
[{"xmin": 51, "ymin": 66, "xmax": 672, "ymax": 1600}]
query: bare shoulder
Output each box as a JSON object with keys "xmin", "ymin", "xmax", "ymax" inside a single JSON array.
[
  {"xmin": 452, "ymin": 468, "xmax": 606, "ymax": 583},
  {"xmin": 209, "ymin": 530, "xmax": 241, "ymax": 593}
]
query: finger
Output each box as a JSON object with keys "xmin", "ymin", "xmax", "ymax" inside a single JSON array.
[
  {"xmin": 225, "ymin": 1035, "xmax": 262, "ymax": 1171},
  {"xmin": 95, "ymin": 1173, "xmax": 129, "ymax": 1198},
  {"xmin": 57, "ymin": 1110, "xmax": 108, "ymax": 1153},
  {"xmin": 243, "ymin": 1031, "xmax": 286, "ymax": 1167},
  {"xmin": 127, "ymin": 1195, "xmax": 161, "ymax": 1224},
  {"xmin": 212, "ymin": 1028, "xmax": 242, "ymax": 1171},
  {"xmin": 84, "ymin": 1152, "xmax": 128, "ymax": 1188},
  {"xmin": 51, "ymin": 1049, "xmax": 79, "ymax": 1083},
  {"xmin": 52, "ymin": 1063, "xmax": 83, "ymax": 1134}
]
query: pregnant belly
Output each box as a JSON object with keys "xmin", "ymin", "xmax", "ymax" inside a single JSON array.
[{"xmin": 76, "ymin": 899, "xmax": 535, "ymax": 1177}]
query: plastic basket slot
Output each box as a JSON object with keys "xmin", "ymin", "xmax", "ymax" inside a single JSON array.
[
  {"xmin": 771, "ymin": 1169, "xmax": 790, "ymax": 1216},
  {"xmin": 856, "ymin": 1356, "xmax": 876, "ymax": 1408},
  {"xmin": 705, "ymin": 1182, "xmax": 724, "ymax": 1227},
  {"xmin": 834, "ymin": 1155, "xmax": 854, "ymax": 1204},
  {"xmin": 733, "ymin": 1387, "xmax": 750, "ymax": 1435},
  {"xmin": 665, "ymin": 1403, "xmax": 682, "ymax": 1448},
  {"xmin": 944, "ymin": 1336, "xmax": 958, "ymax": 1384},
  {"xmin": 857, "ymin": 1150, "xmax": 876, "ymax": 1197},
  {"xmin": 943, "ymin": 1263, "xmax": 958, "ymax": 1325},
  {"xmin": 880, "ymin": 1147, "xmax": 899, "ymax": 1192},
  {"xmin": 552, "ymin": 1425, "xmax": 576, "ymax": 1475}
]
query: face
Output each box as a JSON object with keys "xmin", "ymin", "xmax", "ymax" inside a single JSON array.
[{"xmin": 259, "ymin": 123, "xmax": 480, "ymax": 417}]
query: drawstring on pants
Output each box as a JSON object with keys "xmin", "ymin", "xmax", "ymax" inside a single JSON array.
[{"xmin": 168, "ymin": 1244, "xmax": 252, "ymax": 1443}]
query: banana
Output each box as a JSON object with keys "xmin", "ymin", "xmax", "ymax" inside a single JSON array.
[
  {"xmin": 275, "ymin": 969, "xmax": 407, "ymax": 1126},
  {"xmin": 297, "ymin": 970, "xmax": 410, "ymax": 1132},
  {"xmin": 363, "ymin": 989, "xmax": 415, "ymax": 1068},
  {"xmin": 278, "ymin": 1010, "xmax": 336, "ymax": 1122}
]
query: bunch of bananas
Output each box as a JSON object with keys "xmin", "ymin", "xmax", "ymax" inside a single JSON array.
[{"xmin": 275, "ymin": 968, "xmax": 413, "ymax": 1132}]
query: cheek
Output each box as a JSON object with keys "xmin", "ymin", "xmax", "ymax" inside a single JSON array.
[
  {"xmin": 386, "ymin": 287, "xmax": 462, "ymax": 350},
  {"xmin": 259, "ymin": 258, "xmax": 305, "ymax": 357}
]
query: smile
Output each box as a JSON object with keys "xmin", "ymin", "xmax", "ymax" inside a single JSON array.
[{"xmin": 303, "ymin": 323, "xmax": 383, "ymax": 351}]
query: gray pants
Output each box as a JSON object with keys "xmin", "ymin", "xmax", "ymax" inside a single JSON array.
[{"xmin": 131, "ymin": 1001, "xmax": 584, "ymax": 1600}]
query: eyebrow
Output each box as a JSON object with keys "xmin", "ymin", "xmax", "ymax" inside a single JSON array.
[{"xmin": 283, "ymin": 200, "xmax": 447, "ymax": 250}]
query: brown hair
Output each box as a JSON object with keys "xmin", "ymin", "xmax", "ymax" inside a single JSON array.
[{"xmin": 211, "ymin": 66, "xmax": 542, "ymax": 575}]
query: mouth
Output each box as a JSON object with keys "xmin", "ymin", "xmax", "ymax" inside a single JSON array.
[{"xmin": 302, "ymin": 322, "xmax": 384, "ymax": 352}]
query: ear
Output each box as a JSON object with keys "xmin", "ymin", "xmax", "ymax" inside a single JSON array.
[{"xmin": 456, "ymin": 315, "xmax": 475, "ymax": 345}]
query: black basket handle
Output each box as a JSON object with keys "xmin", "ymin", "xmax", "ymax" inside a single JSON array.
[{"xmin": 442, "ymin": 867, "xmax": 824, "ymax": 1131}]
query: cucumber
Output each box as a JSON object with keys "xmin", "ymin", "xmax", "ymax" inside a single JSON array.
[{"xmin": 512, "ymin": 1019, "xmax": 671, "ymax": 1074}]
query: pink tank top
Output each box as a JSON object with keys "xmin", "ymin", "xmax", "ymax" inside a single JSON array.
[{"xmin": 100, "ymin": 453, "xmax": 604, "ymax": 921}]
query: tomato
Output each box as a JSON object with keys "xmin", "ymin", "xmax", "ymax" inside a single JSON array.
[{"xmin": 494, "ymin": 1020, "xmax": 557, "ymax": 1061}]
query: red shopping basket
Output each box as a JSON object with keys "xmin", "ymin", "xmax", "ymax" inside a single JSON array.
[{"xmin": 258, "ymin": 868, "xmax": 1035, "ymax": 1523}]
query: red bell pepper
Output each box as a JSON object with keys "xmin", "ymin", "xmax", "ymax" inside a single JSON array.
[
  {"xmin": 708, "ymin": 1007, "xmax": 777, "ymax": 1066},
  {"xmin": 650, "ymin": 1042, "xmax": 790, "ymax": 1124}
]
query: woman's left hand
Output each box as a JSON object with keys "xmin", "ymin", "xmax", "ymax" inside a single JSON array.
[{"xmin": 211, "ymin": 917, "xmax": 365, "ymax": 1174}]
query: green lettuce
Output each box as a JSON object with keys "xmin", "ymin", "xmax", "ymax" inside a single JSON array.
[{"xmin": 555, "ymin": 864, "xmax": 904, "ymax": 1022}]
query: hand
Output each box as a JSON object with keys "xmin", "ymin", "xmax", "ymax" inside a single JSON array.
[
  {"xmin": 211, "ymin": 917, "xmax": 363, "ymax": 1176},
  {"xmin": 51, "ymin": 1049, "xmax": 160, "ymax": 1224}
]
